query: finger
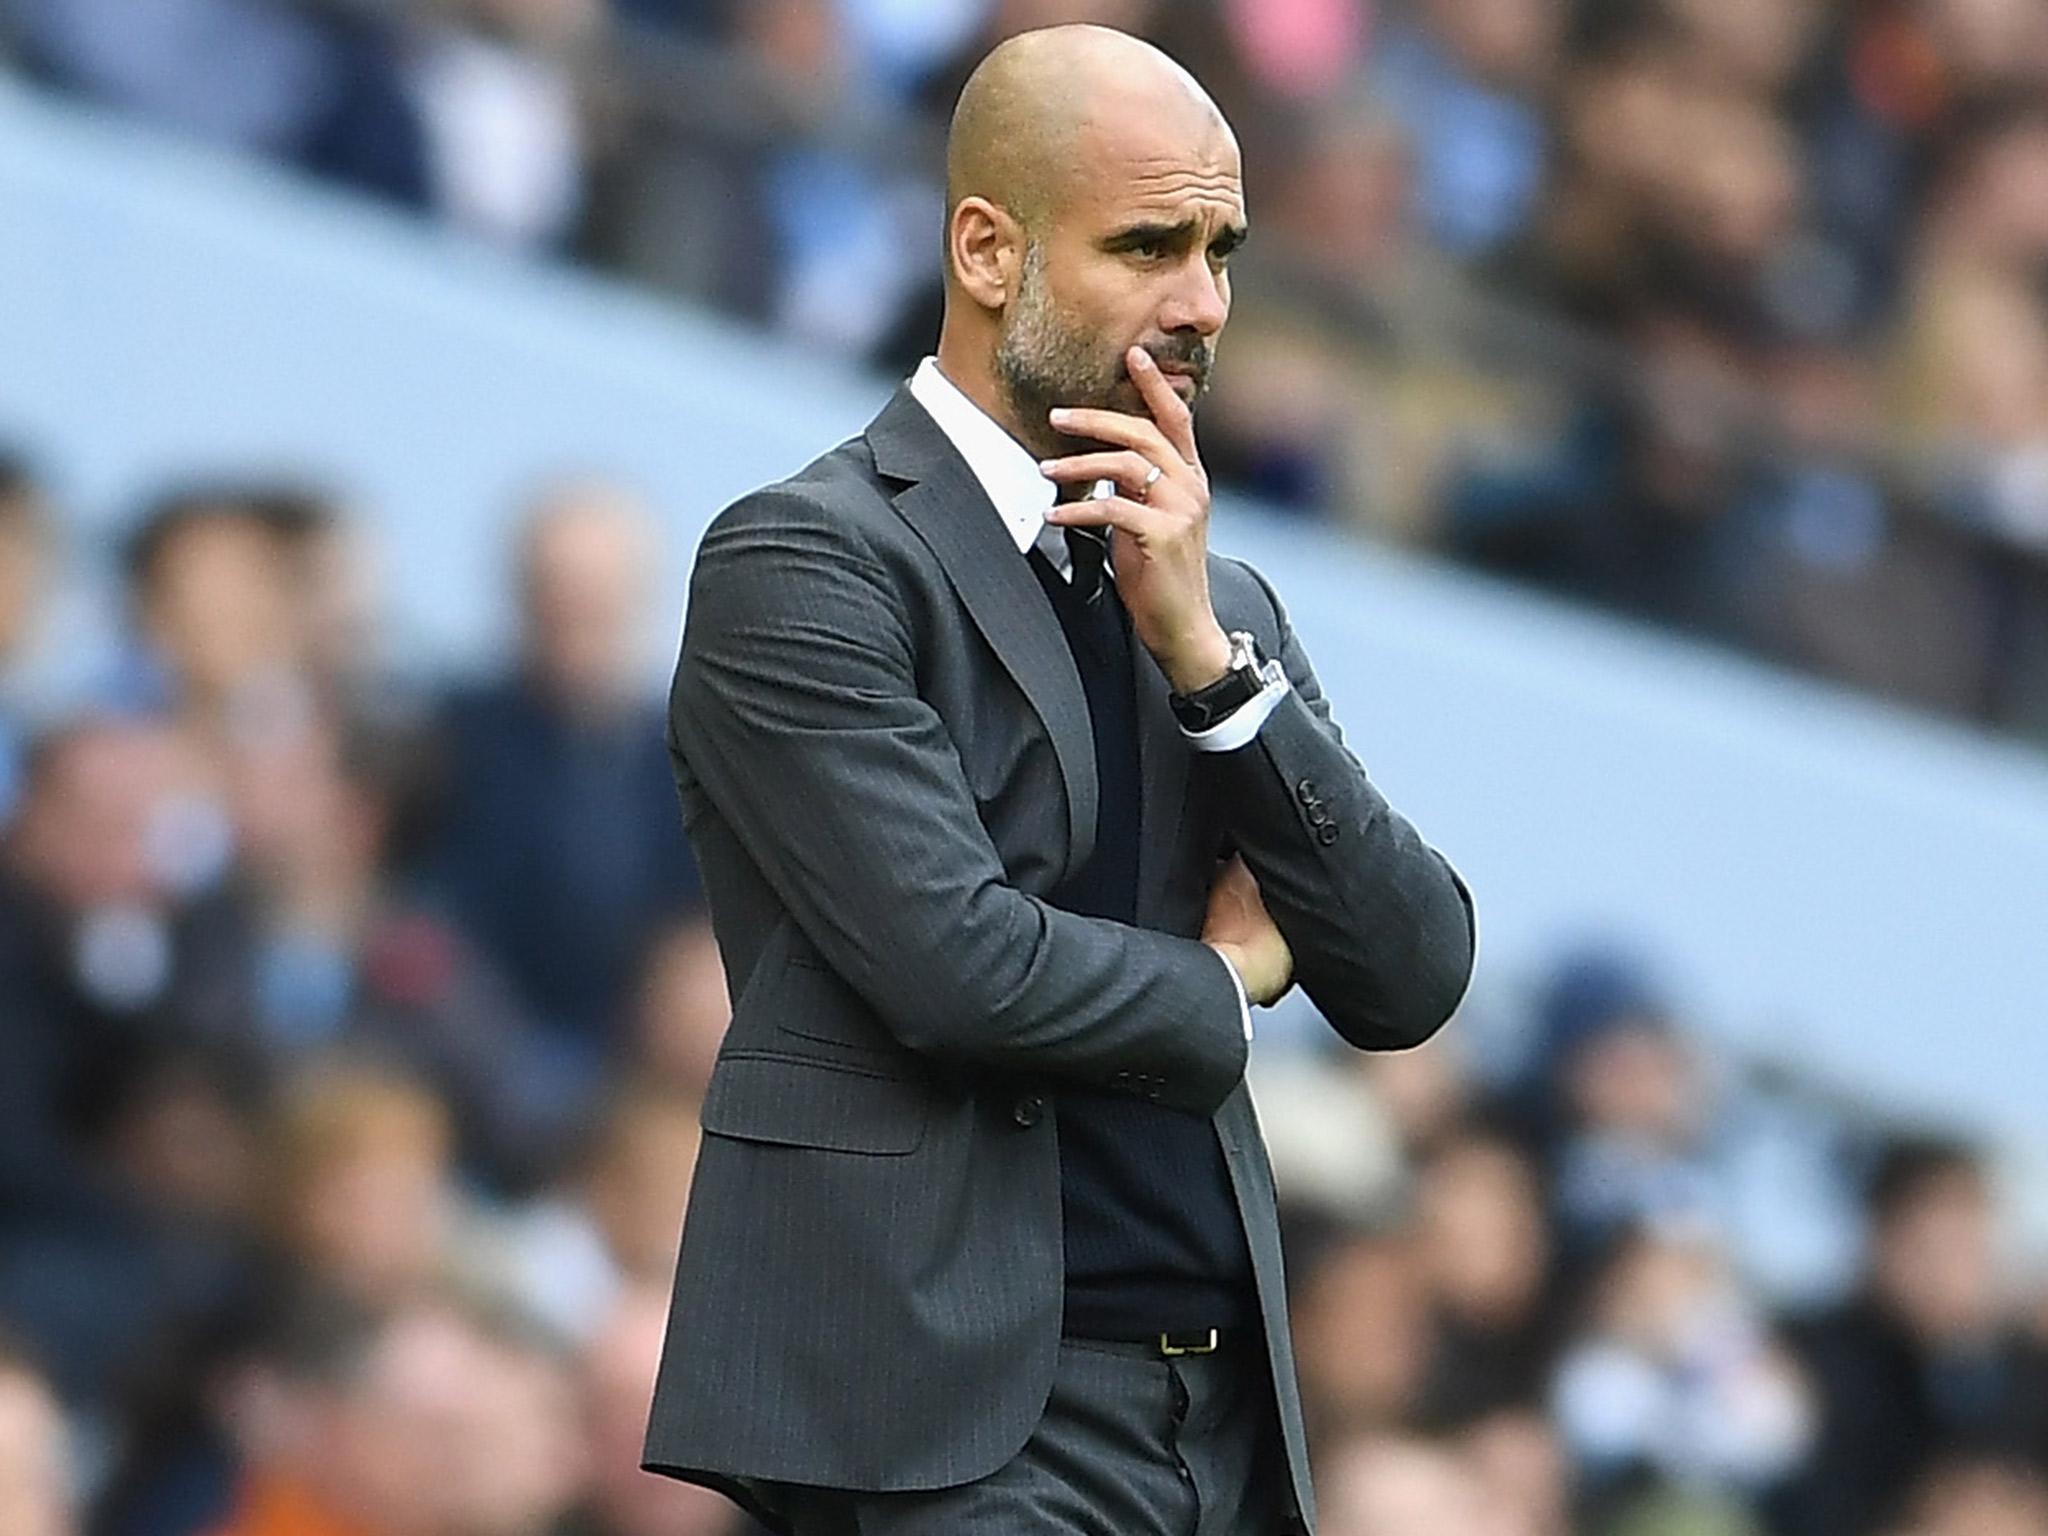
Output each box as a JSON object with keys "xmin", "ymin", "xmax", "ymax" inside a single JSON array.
[
  {"xmin": 1048, "ymin": 406, "xmax": 1172, "ymax": 462},
  {"xmin": 1126, "ymin": 347, "xmax": 1199, "ymax": 464},
  {"xmin": 1042, "ymin": 495, "xmax": 1164, "ymax": 539},
  {"xmin": 1038, "ymin": 450, "xmax": 1157, "ymax": 493}
]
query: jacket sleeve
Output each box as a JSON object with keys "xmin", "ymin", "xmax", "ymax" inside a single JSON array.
[
  {"xmin": 671, "ymin": 489, "xmax": 1247, "ymax": 1116},
  {"xmin": 1202, "ymin": 561, "xmax": 1476, "ymax": 1050}
]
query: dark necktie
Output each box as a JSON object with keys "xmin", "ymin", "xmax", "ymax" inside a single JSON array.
[{"xmin": 1065, "ymin": 527, "xmax": 1108, "ymax": 605}]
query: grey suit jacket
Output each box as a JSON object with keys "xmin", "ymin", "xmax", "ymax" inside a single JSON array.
[{"xmin": 642, "ymin": 386, "xmax": 1476, "ymax": 1534}]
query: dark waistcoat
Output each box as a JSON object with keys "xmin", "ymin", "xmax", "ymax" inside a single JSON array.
[{"xmin": 1026, "ymin": 545, "xmax": 1255, "ymax": 1338}]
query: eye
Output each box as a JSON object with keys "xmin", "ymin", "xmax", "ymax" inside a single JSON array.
[{"xmin": 1132, "ymin": 236, "xmax": 1171, "ymax": 260}]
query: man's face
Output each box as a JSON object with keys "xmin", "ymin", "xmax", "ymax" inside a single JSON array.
[
  {"xmin": 143, "ymin": 513, "xmax": 296, "ymax": 700},
  {"xmin": 1876, "ymin": 1172, "xmax": 2000, "ymax": 1344},
  {"xmin": 995, "ymin": 110, "xmax": 1245, "ymax": 445},
  {"xmin": 520, "ymin": 492, "xmax": 654, "ymax": 705}
]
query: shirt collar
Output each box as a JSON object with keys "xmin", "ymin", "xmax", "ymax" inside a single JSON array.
[{"xmin": 906, "ymin": 357, "xmax": 1067, "ymax": 570}]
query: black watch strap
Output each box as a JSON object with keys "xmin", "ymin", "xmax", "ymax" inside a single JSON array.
[{"xmin": 1169, "ymin": 632, "xmax": 1266, "ymax": 732}]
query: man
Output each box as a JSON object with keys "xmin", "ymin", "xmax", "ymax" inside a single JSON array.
[
  {"xmin": 645, "ymin": 24, "xmax": 1474, "ymax": 1536},
  {"xmin": 425, "ymin": 483, "xmax": 701, "ymax": 1047},
  {"xmin": 1784, "ymin": 1138, "xmax": 2048, "ymax": 1536},
  {"xmin": 574, "ymin": 1285, "xmax": 766, "ymax": 1536}
]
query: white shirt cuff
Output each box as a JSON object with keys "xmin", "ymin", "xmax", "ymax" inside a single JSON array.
[
  {"xmin": 1181, "ymin": 671, "xmax": 1289, "ymax": 753},
  {"xmin": 1213, "ymin": 946, "xmax": 1254, "ymax": 1042}
]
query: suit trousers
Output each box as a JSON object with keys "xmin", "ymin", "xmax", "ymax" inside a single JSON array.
[{"xmin": 761, "ymin": 1335, "xmax": 1289, "ymax": 1536}]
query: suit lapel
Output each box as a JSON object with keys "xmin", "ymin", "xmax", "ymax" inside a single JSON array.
[
  {"xmin": 868, "ymin": 387, "xmax": 1099, "ymax": 880},
  {"xmin": 1132, "ymin": 647, "xmax": 1189, "ymax": 926}
]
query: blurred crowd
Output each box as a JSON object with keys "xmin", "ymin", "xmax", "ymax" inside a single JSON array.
[
  {"xmin": 3, "ymin": 451, "xmax": 2048, "ymax": 1536},
  {"xmin": 6, "ymin": 3, "xmax": 2048, "ymax": 1536},
  {"xmin": 5, "ymin": 0, "xmax": 2048, "ymax": 736}
]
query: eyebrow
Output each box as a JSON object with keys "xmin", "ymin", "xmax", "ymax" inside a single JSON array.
[{"xmin": 1102, "ymin": 219, "xmax": 1250, "ymax": 255}]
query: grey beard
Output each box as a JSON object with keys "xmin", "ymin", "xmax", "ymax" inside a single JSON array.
[{"xmin": 994, "ymin": 250, "xmax": 1127, "ymax": 454}]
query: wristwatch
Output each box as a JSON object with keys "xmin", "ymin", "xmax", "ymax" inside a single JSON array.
[{"xmin": 1169, "ymin": 630, "xmax": 1282, "ymax": 732}]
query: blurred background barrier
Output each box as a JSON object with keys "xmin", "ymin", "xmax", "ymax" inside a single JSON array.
[{"xmin": 4, "ymin": 4, "xmax": 2048, "ymax": 1536}]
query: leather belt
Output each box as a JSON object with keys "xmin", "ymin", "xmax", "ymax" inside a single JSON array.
[{"xmin": 1064, "ymin": 1329, "xmax": 1226, "ymax": 1358}]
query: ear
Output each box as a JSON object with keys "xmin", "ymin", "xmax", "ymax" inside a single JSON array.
[{"xmin": 948, "ymin": 196, "xmax": 1024, "ymax": 314}]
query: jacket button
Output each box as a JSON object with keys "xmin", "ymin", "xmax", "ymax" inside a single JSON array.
[
  {"xmin": 1316, "ymin": 823, "xmax": 1340, "ymax": 846},
  {"xmin": 1012, "ymin": 1093, "xmax": 1045, "ymax": 1129},
  {"xmin": 1295, "ymin": 778, "xmax": 1318, "ymax": 806},
  {"xmin": 1306, "ymin": 803, "xmax": 1331, "ymax": 828}
]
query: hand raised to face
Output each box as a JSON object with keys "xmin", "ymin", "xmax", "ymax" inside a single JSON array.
[{"xmin": 1038, "ymin": 347, "xmax": 1233, "ymax": 694}]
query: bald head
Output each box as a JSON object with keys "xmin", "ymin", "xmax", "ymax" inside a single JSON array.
[
  {"xmin": 516, "ymin": 480, "xmax": 659, "ymax": 705},
  {"xmin": 946, "ymin": 25, "xmax": 1229, "ymax": 247},
  {"xmin": 936, "ymin": 25, "xmax": 1246, "ymax": 456}
]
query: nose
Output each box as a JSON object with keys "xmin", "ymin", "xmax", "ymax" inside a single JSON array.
[{"xmin": 1159, "ymin": 253, "xmax": 1228, "ymax": 340}]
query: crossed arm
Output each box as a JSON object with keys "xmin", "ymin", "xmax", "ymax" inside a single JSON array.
[
  {"xmin": 676, "ymin": 482, "xmax": 1474, "ymax": 1121},
  {"xmin": 1197, "ymin": 560, "xmax": 1477, "ymax": 1051},
  {"xmin": 672, "ymin": 492, "xmax": 1250, "ymax": 1117}
]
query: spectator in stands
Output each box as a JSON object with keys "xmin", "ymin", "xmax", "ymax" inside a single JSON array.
[
  {"xmin": 1520, "ymin": 951, "xmax": 1723, "ymax": 1260},
  {"xmin": 400, "ymin": 0, "xmax": 598, "ymax": 249},
  {"xmin": 1549, "ymin": 1219, "xmax": 1813, "ymax": 1500},
  {"xmin": 1194, "ymin": 95, "xmax": 1438, "ymax": 526},
  {"xmin": 1371, "ymin": 0, "xmax": 1560, "ymax": 259},
  {"xmin": 0, "ymin": 1331, "xmax": 77, "ymax": 1536},
  {"xmin": 739, "ymin": 0, "xmax": 937, "ymax": 354},
  {"xmin": 1316, "ymin": 1430, "xmax": 1530, "ymax": 1536},
  {"xmin": 0, "ymin": 719, "xmax": 253, "ymax": 1199},
  {"xmin": 0, "ymin": 719, "xmax": 263, "ymax": 1412},
  {"xmin": 11, "ymin": 9, "xmax": 2048, "ymax": 1534},
  {"xmin": 1784, "ymin": 1138, "xmax": 2048, "ymax": 1536},
  {"xmin": 574, "ymin": 1084, "xmax": 699, "ymax": 1289},
  {"xmin": 116, "ymin": 490, "xmax": 313, "ymax": 753},
  {"xmin": 1413, "ymin": 1130, "xmax": 1558, "ymax": 1427},
  {"xmin": 247, "ymin": 488, "xmax": 398, "ymax": 733},
  {"xmin": 229, "ymin": 714, "xmax": 579, "ymax": 1191},
  {"xmin": 626, "ymin": 916, "xmax": 729, "ymax": 1107},
  {"xmin": 420, "ymin": 481, "xmax": 698, "ymax": 1054},
  {"xmin": 90, "ymin": 1047, "xmax": 264, "ymax": 1238},
  {"xmin": 1291, "ymin": 1227, "xmax": 1436, "ymax": 1443},
  {"xmin": 836, "ymin": 0, "xmax": 991, "ymax": 101},
  {"xmin": 4, "ymin": 0, "xmax": 429, "ymax": 212},
  {"xmin": 468, "ymin": 1083, "xmax": 702, "ymax": 1340},
  {"xmin": 429, "ymin": 1305, "xmax": 586, "ymax": 1536},
  {"xmin": 0, "ymin": 454, "xmax": 51, "ymax": 828},
  {"xmin": 567, "ymin": 1283, "xmax": 760, "ymax": 1536},
  {"xmin": 1363, "ymin": 1028, "xmax": 1478, "ymax": 1161},
  {"xmin": 207, "ymin": 1287, "xmax": 557, "ymax": 1536},
  {"xmin": 1905, "ymin": 266, "xmax": 2048, "ymax": 553},
  {"xmin": 262, "ymin": 1060, "xmax": 460, "ymax": 1311}
]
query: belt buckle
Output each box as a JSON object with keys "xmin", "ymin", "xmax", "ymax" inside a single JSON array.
[{"xmin": 1158, "ymin": 1329, "xmax": 1219, "ymax": 1356}]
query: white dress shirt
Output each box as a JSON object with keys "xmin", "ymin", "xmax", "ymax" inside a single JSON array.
[{"xmin": 907, "ymin": 357, "xmax": 1276, "ymax": 1038}]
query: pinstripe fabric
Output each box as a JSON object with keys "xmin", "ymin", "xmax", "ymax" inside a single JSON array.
[{"xmin": 642, "ymin": 388, "xmax": 1477, "ymax": 1536}]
